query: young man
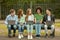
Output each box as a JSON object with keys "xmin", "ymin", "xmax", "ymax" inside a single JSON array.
[
  {"xmin": 5, "ymin": 9, "xmax": 18, "ymax": 37},
  {"xmin": 43, "ymin": 8, "xmax": 55, "ymax": 37}
]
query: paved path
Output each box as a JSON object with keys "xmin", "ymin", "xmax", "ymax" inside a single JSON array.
[{"xmin": 0, "ymin": 36, "xmax": 60, "ymax": 40}]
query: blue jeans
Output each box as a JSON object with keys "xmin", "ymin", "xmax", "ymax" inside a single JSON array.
[
  {"xmin": 35, "ymin": 24, "xmax": 42, "ymax": 35},
  {"xmin": 26, "ymin": 24, "xmax": 33, "ymax": 33},
  {"xmin": 18, "ymin": 24, "xmax": 24, "ymax": 33}
]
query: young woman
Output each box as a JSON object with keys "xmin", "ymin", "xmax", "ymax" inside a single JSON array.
[
  {"xmin": 34, "ymin": 7, "xmax": 44, "ymax": 37},
  {"xmin": 43, "ymin": 8, "xmax": 55, "ymax": 37},
  {"xmin": 17, "ymin": 9, "xmax": 26, "ymax": 39},
  {"xmin": 25, "ymin": 8, "xmax": 34, "ymax": 39}
]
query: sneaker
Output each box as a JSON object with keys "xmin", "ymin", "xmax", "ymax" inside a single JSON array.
[
  {"xmin": 30, "ymin": 35, "xmax": 33, "ymax": 39},
  {"xmin": 28, "ymin": 35, "xmax": 30, "ymax": 39},
  {"xmin": 13, "ymin": 34, "xmax": 15, "ymax": 37},
  {"xmin": 36, "ymin": 35, "xmax": 40, "ymax": 37},
  {"xmin": 8, "ymin": 34, "xmax": 12, "ymax": 38},
  {"xmin": 21, "ymin": 34, "xmax": 24, "ymax": 38},
  {"xmin": 50, "ymin": 33, "xmax": 55, "ymax": 37},
  {"xmin": 45, "ymin": 34, "xmax": 48, "ymax": 37},
  {"xmin": 18, "ymin": 34, "xmax": 21, "ymax": 39}
]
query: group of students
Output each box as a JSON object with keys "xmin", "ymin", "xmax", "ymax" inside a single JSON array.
[{"xmin": 5, "ymin": 7, "xmax": 55, "ymax": 39}]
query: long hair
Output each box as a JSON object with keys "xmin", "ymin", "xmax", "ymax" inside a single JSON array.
[
  {"xmin": 17, "ymin": 9, "xmax": 23, "ymax": 19},
  {"xmin": 25, "ymin": 8, "xmax": 32, "ymax": 21}
]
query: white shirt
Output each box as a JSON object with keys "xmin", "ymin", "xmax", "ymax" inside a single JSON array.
[
  {"xmin": 28, "ymin": 14, "xmax": 34, "ymax": 21},
  {"xmin": 47, "ymin": 16, "xmax": 51, "ymax": 21}
]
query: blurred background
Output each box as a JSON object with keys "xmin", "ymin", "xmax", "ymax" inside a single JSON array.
[{"xmin": 0, "ymin": 0, "xmax": 60, "ymax": 20}]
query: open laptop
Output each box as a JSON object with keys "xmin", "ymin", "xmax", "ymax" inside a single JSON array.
[
  {"xmin": 46, "ymin": 21, "xmax": 53, "ymax": 26},
  {"xmin": 8, "ymin": 20, "xmax": 15, "ymax": 25},
  {"xmin": 26, "ymin": 21, "xmax": 34, "ymax": 25}
]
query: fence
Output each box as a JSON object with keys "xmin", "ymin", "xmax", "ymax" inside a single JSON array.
[{"xmin": 0, "ymin": 3, "xmax": 60, "ymax": 20}]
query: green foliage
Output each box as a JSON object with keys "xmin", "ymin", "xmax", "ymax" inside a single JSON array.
[{"xmin": 1, "ymin": 0, "xmax": 60, "ymax": 19}]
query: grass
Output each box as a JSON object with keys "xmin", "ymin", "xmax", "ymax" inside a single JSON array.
[
  {"xmin": 55, "ymin": 22, "xmax": 60, "ymax": 27},
  {"xmin": 0, "ymin": 22, "xmax": 60, "ymax": 36}
]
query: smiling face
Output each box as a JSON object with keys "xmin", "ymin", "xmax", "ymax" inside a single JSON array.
[
  {"xmin": 26, "ymin": 8, "xmax": 32, "ymax": 15},
  {"xmin": 46, "ymin": 9, "xmax": 51, "ymax": 15},
  {"xmin": 10, "ymin": 9, "xmax": 15, "ymax": 16},
  {"xmin": 37, "ymin": 9, "xmax": 41, "ymax": 14},
  {"xmin": 36, "ymin": 7, "xmax": 42, "ymax": 14},
  {"xmin": 11, "ymin": 11, "xmax": 15, "ymax": 16}
]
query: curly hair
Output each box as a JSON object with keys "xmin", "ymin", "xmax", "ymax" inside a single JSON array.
[{"xmin": 36, "ymin": 7, "xmax": 42, "ymax": 13}]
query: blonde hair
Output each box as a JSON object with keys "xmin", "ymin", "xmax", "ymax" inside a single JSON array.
[
  {"xmin": 25, "ymin": 8, "xmax": 32, "ymax": 21},
  {"xmin": 26, "ymin": 8, "xmax": 32, "ymax": 15}
]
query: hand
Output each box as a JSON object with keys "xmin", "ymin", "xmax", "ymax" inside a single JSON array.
[{"xmin": 44, "ymin": 22, "xmax": 46, "ymax": 24}]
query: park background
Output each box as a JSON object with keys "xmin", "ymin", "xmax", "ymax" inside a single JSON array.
[{"xmin": 0, "ymin": 0, "xmax": 60, "ymax": 40}]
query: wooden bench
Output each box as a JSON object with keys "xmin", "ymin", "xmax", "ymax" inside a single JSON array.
[{"xmin": 11, "ymin": 24, "xmax": 55, "ymax": 36}]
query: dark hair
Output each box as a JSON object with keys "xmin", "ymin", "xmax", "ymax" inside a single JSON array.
[
  {"xmin": 47, "ymin": 8, "xmax": 52, "ymax": 12},
  {"xmin": 36, "ymin": 7, "xmax": 42, "ymax": 13}
]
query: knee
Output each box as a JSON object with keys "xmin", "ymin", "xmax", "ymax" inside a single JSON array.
[
  {"xmin": 13, "ymin": 25, "xmax": 17, "ymax": 29},
  {"xmin": 44, "ymin": 25, "xmax": 47, "ymax": 28},
  {"xmin": 8, "ymin": 25, "xmax": 11, "ymax": 30},
  {"xmin": 51, "ymin": 25, "xmax": 55, "ymax": 29}
]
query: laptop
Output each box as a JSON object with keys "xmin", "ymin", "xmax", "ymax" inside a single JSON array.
[
  {"xmin": 46, "ymin": 21, "xmax": 53, "ymax": 25},
  {"xmin": 27, "ymin": 21, "xmax": 34, "ymax": 25},
  {"xmin": 8, "ymin": 20, "xmax": 15, "ymax": 25}
]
